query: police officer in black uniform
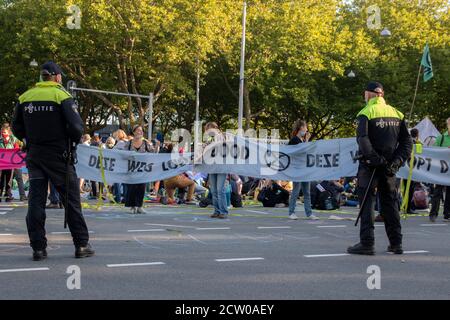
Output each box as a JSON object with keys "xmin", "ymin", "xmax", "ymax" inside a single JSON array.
[
  {"xmin": 348, "ymin": 82, "xmax": 412, "ymax": 255},
  {"xmin": 12, "ymin": 61, "xmax": 94, "ymax": 261}
]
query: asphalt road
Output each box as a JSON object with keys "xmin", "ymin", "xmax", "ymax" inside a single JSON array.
[{"xmin": 1, "ymin": 200, "xmax": 449, "ymax": 300}]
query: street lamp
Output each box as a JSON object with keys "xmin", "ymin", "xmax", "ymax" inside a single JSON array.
[
  {"xmin": 347, "ymin": 70, "xmax": 356, "ymax": 78},
  {"xmin": 380, "ymin": 27, "xmax": 391, "ymax": 37},
  {"xmin": 30, "ymin": 59, "xmax": 38, "ymax": 67}
]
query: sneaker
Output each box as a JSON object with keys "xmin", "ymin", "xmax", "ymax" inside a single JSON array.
[
  {"xmin": 306, "ymin": 214, "xmax": 319, "ymax": 220},
  {"xmin": 210, "ymin": 213, "xmax": 220, "ymax": 218},
  {"xmin": 217, "ymin": 214, "xmax": 228, "ymax": 219},
  {"xmin": 387, "ymin": 244, "xmax": 403, "ymax": 254},
  {"xmin": 443, "ymin": 216, "xmax": 450, "ymax": 222},
  {"xmin": 429, "ymin": 215, "xmax": 437, "ymax": 222},
  {"xmin": 185, "ymin": 200, "xmax": 198, "ymax": 206},
  {"xmin": 129, "ymin": 207, "xmax": 137, "ymax": 214},
  {"xmin": 5, "ymin": 197, "xmax": 13, "ymax": 202},
  {"xmin": 289, "ymin": 214, "xmax": 299, "ymax": 220},
  {"xmin": 347, "ymin": 242, "xmax": 375, "ymax": 255},
  {"xmin": 32, "ymin": 249, "xmax": 48, "ymax": 261},
  {"xmin": 136, "ymin": 207, "xmax": 148, "ymax": 214},
  {"xmin": 20, "ymin": 195, "xmax": 28, "ymax": 201},
  {"xmin": 75, "ymin": 244, "xmax": 95, "ymax": 259},
  {"xmin": 275, "ymin": 203, "xmax": 286, "ymax": 208}
]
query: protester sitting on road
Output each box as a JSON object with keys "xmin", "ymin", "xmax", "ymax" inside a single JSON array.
[
  {"xmin": 163, "ymin": 174, "xmax": 197, "ymax": 205},
  {"xmin": 311, "ymin": 180, "xmax": 344, "ymax": 211},
  {"xmin": 404, "ymin": 128, "xmax": 422, "ymax": 214},
  {"xmin": 257, "ymin": 179, "xmax": 290, "ymax": 208},
  {"xmin": 123, "ymin": 125, "xmax": 154, "ymax": 214}
]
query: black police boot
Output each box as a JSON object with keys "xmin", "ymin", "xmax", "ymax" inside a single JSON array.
[
  {"xmin": 75, "ymin": 244, "xmax": 95, "ymax": 259},
  {"xmin": 32, "ymin": 249, "xmax": 48, "ymax": 261},
  {"xmin": 347, "ymin": 242, "xmax": 375, "ymax": 255},
  {"xmin": 387, "ymin": 244, "xmax": 403, "ymax": 254}
]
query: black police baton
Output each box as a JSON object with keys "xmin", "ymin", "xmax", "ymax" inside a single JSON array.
[
  {"xmin": 62, "ymin": 140, "xmax": 73, "ymax": 229},
  {"xmin": 353, "ymin": 152, "xmax": 377, "ymax": 227}
]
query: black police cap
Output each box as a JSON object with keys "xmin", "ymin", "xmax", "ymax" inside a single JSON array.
[
  {"xmin": 366, "ymin": 81, "xmax": 384, "ymax": 93},
  {"xmin": 41, "ymin": 61, "xmax": 63, "ymax": 76}
]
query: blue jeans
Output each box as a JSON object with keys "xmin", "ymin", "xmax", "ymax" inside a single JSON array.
[
  {"xmin": 209, "ymin": 174, "xmax": 228, "ymax": 215},
  {"xmin": 289, "ymin": 181, "xmax": 312, "ymax": 217},
  {"xmin": 48, "ymin": 182, "xmax": 60, "ymax": 204}
]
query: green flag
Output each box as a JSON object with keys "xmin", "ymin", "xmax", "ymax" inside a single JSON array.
[{"xmin": 421, "ymin": 43, "xmax": 433, "ymax": 82}]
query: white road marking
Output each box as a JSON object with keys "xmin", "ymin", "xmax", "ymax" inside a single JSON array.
[
  {"xmin": 402, "ymin": 250, "xmax": 429, "ymax": 254},
  {"xmin": 420, "ymin": 224, "xmax": 447, "ymax": 227},
  {"xmin": 195, "ymin": 227, "xmax": 231, "ymax": 230},
  {"xmin": 0, "ymin": 267, "xmax": 50, "ymax": 273},
  {"xmin": 187, "ymin": 234, "xmax": 208, "ymax": 245},
  {"xmin": 145, "ymin": 223, "xmax": 196, "ymax": 229},
  {"xmin": 0, "ymin": 212, "xmax": 8, "ymax": 215},
  {"xmin": 304, "ymin": 253, "xmax": 350, "ymax": 258},
  {"xmin": 127, "ymin": 229, "xmax": 165, "ymax": 232},
  {"xmin": 215, "ymin": 257, "xmax": 264, "ymax": 262},
  {"xmin": 375, "ymin": 224, "xmax": 384, "ymax": 227},
  {"xmin": 0, "ymin": 208, "xmax": 14, "ymax": 211},
  {"xmin": 246, "ymin": 210, "xmax": 269, "ymax": 215},
  {"xmin": 106, "ymin": 262, "xmax": 165, "ymax": 268},
  {"xmin": 257, "ymin": 226, "xmax": 291, "ymax": 229},
  {"xmin": 0, "ymin": 233, "xmax": 13, "ymax": 236},
  {"xmin": 316, "ymin": 225, "xmax": 347, "ymax": 228}
]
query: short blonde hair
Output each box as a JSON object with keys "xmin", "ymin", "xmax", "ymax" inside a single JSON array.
[
  {"xmin": 82, "ymin": 134, "xmax": 91, "ymax": 143},
  {"xmin": 113, "ymin": 129, "xmax": 127, "ymax": 141}
]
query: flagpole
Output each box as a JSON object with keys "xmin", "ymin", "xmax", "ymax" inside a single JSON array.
[
  {"xmin": 238, "ymin": 1, "xmax": 247, "ymax": 134},
  {"xmin": 408, "ymin": 63, "xmax": 422, "ymax": 124}
]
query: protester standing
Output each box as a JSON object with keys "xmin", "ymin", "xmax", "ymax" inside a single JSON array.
[
  {"xmin": 429, "ymin": 117, "xmax": 450, "ymax": 222},
  {"xmin": 287, "ymin": 119, "xmax": 318, "ymax": 220},
  {"xmin": 0, "ymin": 126, "xmax": 19, "ymax": 202},
  {"xmin": 204, "ymin": 122, "xmax": 228, "ymax": 219},
  {"xmin": 124, "ymin": 125, "xmax": 154, "ymax": 214},
  {"xmin": 112, "ymin": 129, "xmax": 128, "ymax": 203}
]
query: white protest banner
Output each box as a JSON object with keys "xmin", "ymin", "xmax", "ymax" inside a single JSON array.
[
  {"xmin": 397, "ymin": 146, "xmax": 450, "ymax": 186},
  {"xmin": 74, "ymin": 138, "xmax": 450, "ymax": 186},
  {"xmin": 75, "ymin": 145, "xmax": 193, "ymax": 184}
]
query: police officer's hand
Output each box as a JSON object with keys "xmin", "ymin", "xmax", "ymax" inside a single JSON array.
[
  {"xmin": 366, "ymin": 154, "xmax": 386, "ymax": 168},
  {"xmin": 385, "ymin": 158, "xmax": 403, "ymax": 177}
]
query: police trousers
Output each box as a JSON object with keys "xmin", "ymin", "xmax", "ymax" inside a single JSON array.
[
  {"xmin": 357, "ymin": 164, "xmax": 402, "ymax": 246},
  {"xmin": 26, "ymin": 149, "xmax": 89, "ymax": 250}
]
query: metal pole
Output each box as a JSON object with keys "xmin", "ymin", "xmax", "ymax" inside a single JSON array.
[
  {"xmin": 196, "ymin": 59, "xmax": 200, "ymax": 124},
  {"xmin": 148, "ymin": 93, "xmax": 154, "ymax": 141},
  {"xmin": 70, "ymin": 86, "xmax": 150, "ymax": 99},
  {"xmin": 408, "ymin": 64, "xmax": 422, "ymax": 124},
  {"xmin": 238, "ymin": 1, "xmax": 247, "ymax": 133}
]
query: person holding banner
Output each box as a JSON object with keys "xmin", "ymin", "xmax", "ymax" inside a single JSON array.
[
  {"xmin": 204, "ymin": 122, "xmax": 229, "ymax": 219},
  {"xmin": 12, "ymin": 61, "xmax": 94, "ymax": 261},
  {"xmin": 287, "ymin": 119, "xmax": 318, "ymax": 220},
  {"xmin": 429, "ymin": 118, "xmax": 450, "ymax": 222},
  {"xmin": 348, "ymin": 81, "xmax": 412, "ymax": 256},
  {"xmin": 123, "ymin": 125, "xmax": 154, "ymax": 214}
]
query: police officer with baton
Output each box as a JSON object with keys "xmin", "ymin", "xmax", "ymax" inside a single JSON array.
[
  {"xmin": 12, "ymin": 61, "xmax": 94, "ymax": 261},
  {"xmin": 348, "ymin": 82, "xmax": 412, "ymax": 255}
]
